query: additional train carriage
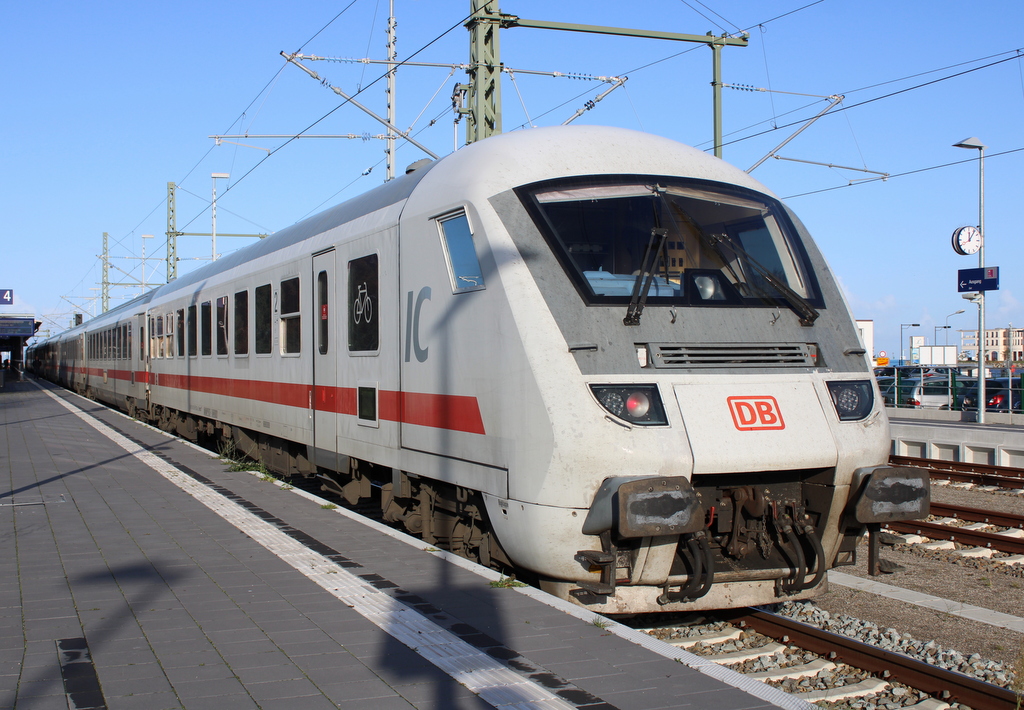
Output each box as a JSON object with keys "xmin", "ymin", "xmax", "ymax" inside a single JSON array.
[{"xmin": 29, "ymin": 126, "xmax": 928, "ymax": 614}]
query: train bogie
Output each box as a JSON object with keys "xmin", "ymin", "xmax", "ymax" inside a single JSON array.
[{"xmin": 30, "ymin": 125, "xmax": 928, "ymax": 615}]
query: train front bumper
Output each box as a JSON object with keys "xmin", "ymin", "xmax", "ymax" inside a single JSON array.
[{"xmin": 848, "ymin": 465, "xmax": 930, "ymax": 524}]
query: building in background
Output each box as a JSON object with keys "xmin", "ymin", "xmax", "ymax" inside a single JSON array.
[
  {"xmin": 959, "ymin": 327, "xmax": 1023, "ymax": 363},
  {"xmin": 855, "ymin": 320, "xmax": 874, "ymax": 361}
]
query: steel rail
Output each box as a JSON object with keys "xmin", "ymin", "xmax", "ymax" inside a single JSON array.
[
  {"xmin": 886, "ymin": 519, "xmax": 1024, "ymax": 555},
  {"xmin": 889, "ymin": 455, "xmax": 1024, "ymax": 489},
  {"xmin": 928, "ymin": 502, "xmax": 1024, "ymax": 530},
  {"xmin": 724, "ymin": 608, "xmax": 1021, "ymax": 710}
]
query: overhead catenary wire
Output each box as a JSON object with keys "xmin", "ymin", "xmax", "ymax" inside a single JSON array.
[
  {"xmin": 62, "ymin": 0, "xmax": 407, "ymax": 311},
  {"xmin": 177, "ymin": 13, "xmax": 472, "ymax": 234},
  {"xmin": 782, "ymin": 146, "xmax": 1024, "ymax": 200},
  {"xmin": 719, "ymin": 51, "xmax": 1024, "ymax": 152},
  {"xmin": 57, "ymin": 5, "xmax": 1024, "ymax": 320}
]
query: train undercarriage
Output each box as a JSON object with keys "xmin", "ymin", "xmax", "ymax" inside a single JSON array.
[{"xmin": 122, "ymin": 394, "xmax": 514, "ymax": 572}]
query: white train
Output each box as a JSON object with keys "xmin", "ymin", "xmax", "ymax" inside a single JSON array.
[{"xmin": 30, "ymin": 126, "xmax": 928, "ymax": 614}]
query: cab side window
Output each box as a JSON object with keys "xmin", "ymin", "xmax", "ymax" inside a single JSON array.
[{"xmin": 437, "ymin": 211, "xmax": 484, "ymax": 293}]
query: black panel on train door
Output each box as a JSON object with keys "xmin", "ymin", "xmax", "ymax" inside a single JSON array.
[{"xmin": 312, "ymin": 249, "xmax": 338, "ymax": 472}]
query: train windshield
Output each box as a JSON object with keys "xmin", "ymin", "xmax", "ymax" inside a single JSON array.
[{"xmin": 517, "ymin": 176, "xmax": 821, "ymax": 317}]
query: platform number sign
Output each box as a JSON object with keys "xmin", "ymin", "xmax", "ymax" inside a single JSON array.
[{"xmin": 0, "ymin": 289, "xmax": 12, "ymax": 305}]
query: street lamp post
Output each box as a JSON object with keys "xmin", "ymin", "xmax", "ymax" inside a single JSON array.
[
  {"xmin": 900, "ymin": 323, "xmax": 920, "ymax": 366},
  {"xmin": 954, "ymin": 138, "xmax": 986, "ymax": 423},
  {"xmin": 945, "ymin": 309, "xmax": 965, "ymax": 347}
]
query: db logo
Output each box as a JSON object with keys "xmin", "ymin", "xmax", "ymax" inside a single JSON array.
[{"xmin": 727, "ymin": 396, "xmax": 785, "ymax": 431}]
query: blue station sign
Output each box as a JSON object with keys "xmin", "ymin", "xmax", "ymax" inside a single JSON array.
[
  {"xmin": 0, "ymin": 317, "xmax": 36, "ymax": 337},
  {"xmin": 958, "ymin": 266, "xmax": 999, "ymax": 293},
  {"xmin": 0, "ymin": 289, "xmax": 12, "ymax": 305}
]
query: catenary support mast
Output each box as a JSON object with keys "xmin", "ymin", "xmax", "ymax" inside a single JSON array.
[{"xmin": 465, "ymin": 3, "xmax": 748, "ymax": 155}]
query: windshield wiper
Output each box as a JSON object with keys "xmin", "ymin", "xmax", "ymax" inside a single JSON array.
[
  {"xmin": 664, "ymin": 199, "xmax": 817, "ymax": 325},
  {"xmin": 623, "ymin": 227, "xmax": 668, "ymax": 326},
  {"xmin": 707, "ymin": 232, "xmax": 819, "ymax": 326}
]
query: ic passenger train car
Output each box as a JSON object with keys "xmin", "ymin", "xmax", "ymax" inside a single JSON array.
[{"xmin": 31, "ymin": 126, "xmax": 928, "ymax": 614}]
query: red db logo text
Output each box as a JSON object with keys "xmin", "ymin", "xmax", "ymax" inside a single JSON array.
[{"xmin": 727, "ymin": 396, "xmax": 785, "ymax": 431}]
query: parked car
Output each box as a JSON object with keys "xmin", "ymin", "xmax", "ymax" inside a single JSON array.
[
  {"xmin": 880, "ymin": 376, "xmax": 974, "ymax": 409},
  {"xmin": 958, "ymin": 377, "xmax": 1023, "ymax": 413}
]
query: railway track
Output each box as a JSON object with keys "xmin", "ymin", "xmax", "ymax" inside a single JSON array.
[
  {"xmin": 636, "ymin": 607, "xmax": 1022, "ymax": 709},
  {"xmin": 886, "ymin": 502, "xmax": 1024, "ymax": 557},
  {"xmin": 890, "ymin": 455, "xmax": 1024, "ymax": 490}
]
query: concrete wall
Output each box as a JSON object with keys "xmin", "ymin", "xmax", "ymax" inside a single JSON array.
[{"xmin": 887, "ymin": 407, "xmax": 1024, "ymax": 467}]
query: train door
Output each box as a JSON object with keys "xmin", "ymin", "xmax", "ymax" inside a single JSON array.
[
  {"xmin": 337, "ymin": 230, "xmax": 401, "ymax": 457},
  {"xmin": 311, "ymin": 249, "xmax": 338, "ymax": 471}
]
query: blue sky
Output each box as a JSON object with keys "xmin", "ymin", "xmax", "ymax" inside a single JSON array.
[{"xmin": 3, "ymin": 1, "xmax": 1023, "ymax": 360}]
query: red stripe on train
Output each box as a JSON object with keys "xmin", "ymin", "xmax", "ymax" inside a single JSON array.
[{"xmin": 81, "ymin": 368, "xmax": 485, "ymax": 435}]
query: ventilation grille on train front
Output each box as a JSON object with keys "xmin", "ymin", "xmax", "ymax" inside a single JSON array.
[{"xmin": 649, "ymin": 343, "xmax": 814, "ymax": 368}]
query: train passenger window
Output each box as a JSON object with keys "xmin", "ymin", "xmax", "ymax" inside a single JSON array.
[
  {"xmin": 122, "ymin": 324, "xmax": 129, "ymax": 360},
  {"xmin": 436, "ymin": 211, "xmax": 484, "ymax": 293},
  {"xmin": 127, "ymin": 323, "xmax": 132, "ymax": 361},
  {"xmin": 255, "ymin": 284, "xmax": 272, "ymax": 354},
  {"xmin": 348, "ymin": 255, "xmax": 378, "ymax": 353},
  {"xmin": 176, "ymin": 309, "xmax": 185, "ymax": 357},
  {"xmin": 234, "ymin": 291, "xmax": 248, "ymax": 355},
  {"xmin": 317, "ymin": 271, "xmax": 328, "ymax": 355},
  {"xmin": 165, "ymin": 313, "xmax": 173, "ymax": 357},
  {"xmin": 154, "ymin": 317, "xmax": 163, "ymax": 358},
  {"xmin": 201, "ymin": 302, "xmax": 212, "ymax": 356},
  {"xmin": 280, "ymin": 277, "xmax": 300, "ymax": 355},
  {"xmin": 216, "ymin": 296, "xmax": 229, "ymax": 356},
  {"xmin": 187, "ymin": 305, "xmax": 198, "ymax": 357},
  {"xmin": 201, "ymin": 301, "xmax": 214, "ymax": 354}
]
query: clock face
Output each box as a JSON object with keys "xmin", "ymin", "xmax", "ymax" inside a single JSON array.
[{"xmin": 952, "ymin": 226, "xmax": 982, "ymax": 255}]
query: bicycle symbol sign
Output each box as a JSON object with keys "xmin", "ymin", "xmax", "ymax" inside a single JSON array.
[{"xmin": 353, "ymin": 282, "xmax": 373, "ymax": 325}]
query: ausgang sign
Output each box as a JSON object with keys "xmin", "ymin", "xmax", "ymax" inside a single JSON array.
[{"xmin": 958, "ymin": 266, "xmax": 999, "ymax": 293}]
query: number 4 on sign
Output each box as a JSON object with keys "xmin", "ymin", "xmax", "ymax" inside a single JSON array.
[{"xmin": 0, "ymin": 289, "xmax": 12, "ymax": 304}]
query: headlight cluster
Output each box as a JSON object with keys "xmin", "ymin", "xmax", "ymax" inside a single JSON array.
[
  {"xmin": 590, "ymin": 385, "xmax": 668, "ymax": 425},
  {"xmin": 826, "ymin": 380, "xmax": 874, "ymax": 421}
]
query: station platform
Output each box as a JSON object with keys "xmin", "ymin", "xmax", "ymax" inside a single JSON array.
[{"xmin": 0, "ymin": 378, "xmax": 809, "ymax": 710}]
